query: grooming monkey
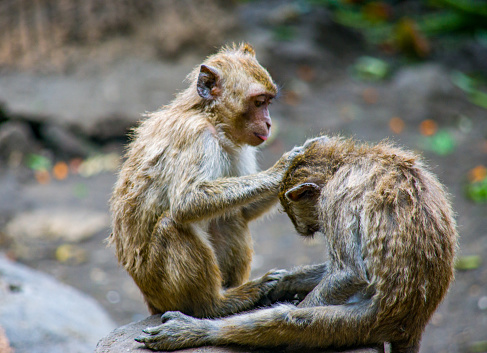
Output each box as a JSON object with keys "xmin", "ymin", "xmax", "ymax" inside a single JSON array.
[
  {"xmin": 136, "ymin": 136, "xmax": 458, "ymax": 353},
  {"xmin": 109, "ymin": 43, "xmax": 306, "ymax": 318}
]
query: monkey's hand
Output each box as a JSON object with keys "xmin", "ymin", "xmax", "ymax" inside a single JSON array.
[
  {"xmin": 252, "ymin": 269, "xmax": 288, "ymax": 293},
  {"xmin": 263, "ymin": 264, "xmax": 329, "ymax": 304},
  {"xmin": 272, "ymin": 136, "xmax": 329, "ymax": 174},
  {"xmin": 250, "ymin": 269, "xmax": 289, "ymax": 307},
  {"xmin": 135, "ymin": 311, "xmax": 216, "ymax": 351},
  {"xmin": 272, "ymin": 145, "xmax": 305, "ymax": 174},
  {"xmin": 265, "ymin": 272, "xmax": 315, "ymax": 304},
  {"xmin": 303, "ymin": 135, "xmax": 330, "ymax": 148}
]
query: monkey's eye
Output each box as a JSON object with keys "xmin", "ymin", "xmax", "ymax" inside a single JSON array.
[{"xmin": 254, "ymin": 96, "xmax": 266, "ymax": 108}]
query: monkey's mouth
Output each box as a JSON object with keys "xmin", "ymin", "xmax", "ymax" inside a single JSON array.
[{"xmin": 254, "ymin": 132, "xmax": 269, "ymax": 141}]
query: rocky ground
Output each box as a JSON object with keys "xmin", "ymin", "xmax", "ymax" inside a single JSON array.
[{"xmin": 0, "ymin": 1, "xmax": 486, "ymax": 352}]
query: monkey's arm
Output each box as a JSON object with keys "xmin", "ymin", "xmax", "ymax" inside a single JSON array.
[
  {"xmin": 171, "ymin": 147, "xmax": 302, "ymax": 224},
  {"xmin": 170, "ymin": 136, "xmax": 329, "ymax": 224},
  {"xmin": 265, "ymin": 263, "xmax": 330, "ymax": 303},
  {"xmin": 241, "ymin": 193, "xmax": 279, "ymax": 221},
  {"xmin": 300, "ymin": 267, "xmax": 369, "ymax": 307}
]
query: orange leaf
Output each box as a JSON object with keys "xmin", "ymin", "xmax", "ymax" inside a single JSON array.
[
  {"xmin": 35, "ymin": 170, "xmax": 51, "ymax": 185},
  {"xmin": 53, "ymin": 161, "xmax": 69, "ymax": 180},
  {"xmin": 469, "ymin": 165, "xmax": 487, "ymax": 183},
  {"xmin": 389, "ymin": 117, "xmax": 405, "ymax": 134},
  {"xmin": 419, "ymin": 119, "xmax": 437, "ymax": 136}
]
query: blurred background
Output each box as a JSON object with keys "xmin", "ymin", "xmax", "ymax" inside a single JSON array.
[{"xmin": 0, "ymin": 0, "xmax": 486, "ymax": 352}]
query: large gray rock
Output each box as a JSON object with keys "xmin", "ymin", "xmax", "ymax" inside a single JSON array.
[
  {"xmin": 0, "ymin": 57, "xmax": 195, "ymax": 140},
  {"xmin": 0, "ymin": 255, "xmax": 116, "ymax": 353}
]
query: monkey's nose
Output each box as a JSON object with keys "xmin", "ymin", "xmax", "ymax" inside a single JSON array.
[{"xmin": 266, "ymin": 121, "xmax": 271, "ymax": 130}]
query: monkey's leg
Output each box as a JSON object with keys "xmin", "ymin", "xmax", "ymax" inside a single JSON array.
[
  {"xmin": 136, "ymin": 303, "xmax": 377, "ymax": 351},
  {"xmin": 138, "ymin": 218, "xmax": 283, "ymax": 318}
]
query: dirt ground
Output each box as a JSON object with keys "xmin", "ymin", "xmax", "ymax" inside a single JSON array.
[{"xmin": 0, "ymin": 1, "xmax": 486, "ymax": 352}]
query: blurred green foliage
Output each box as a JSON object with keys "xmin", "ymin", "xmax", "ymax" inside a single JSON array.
[
  {"xmin": 351, "ymin": 56, "xmax": 390, "ymax": 80},
  {"xmin": 420, "ymin": 129, "xmax": 456, "ymax": 155},
  {"xmin": 466, "ymin": 176, "xmax": 487, "ymax": 203},
  {"xmin": 455, "ymin": 254, "xmax": 482, "ymax": 270},
  {"xmin": 26, "ymin": 154, "xmax": 52, "ymax": 171},
  {"xmin": 451, "ymin": 71, "xmax": 487, "ymax": 109},
  {"xmin": 309, "ymin": 0, "xmax": 487, "ymax": 57}
]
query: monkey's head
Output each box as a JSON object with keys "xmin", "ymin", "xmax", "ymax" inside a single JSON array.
[
  {"xmin": 279, "ymin": 136, "xmax": 338, "ymax": 237},
  {"xmin": 194, "ymin": 43, "xmax": 278, "ymax": 147}
]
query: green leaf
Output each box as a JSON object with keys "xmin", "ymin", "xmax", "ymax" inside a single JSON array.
[
  {"xmin": 421, "ymin": 130, "xmax": 456, "ymax": 155},
  {"xmin": 466, "ymin": 177, "xmax": 487, "ymax": 203},
  {"xmin": 26, "ymin": 154, "xmax": 52, "ymax": 171},
  {"xmin": 455, "ymin": 255, "xmax": 482, "ymax": 271},
  {"xmin": 351, "ymin": 56, "xmax": 390, "ymax": 81}
]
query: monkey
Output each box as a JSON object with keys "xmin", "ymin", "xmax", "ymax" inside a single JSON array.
[
  {"xmin": 135, "ymin": 135, "xmax": 458, "ymax": 353},
  {"xmin": 109, "ymin": 43, "xmax": 309, "ymax": 322}
]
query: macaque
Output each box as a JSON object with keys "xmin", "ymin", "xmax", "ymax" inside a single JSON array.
[
  {"xmin": 109, "ymin": 43, "xmax": 305, "ymax": 319},
  {"xmin": 136, "ymin": 136, "xmax": 458, "ymax": 353}
]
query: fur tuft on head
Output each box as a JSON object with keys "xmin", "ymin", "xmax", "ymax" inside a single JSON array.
[{"xmin": 219, "ymin": 42, "xmax": 256, "ymax": 57}]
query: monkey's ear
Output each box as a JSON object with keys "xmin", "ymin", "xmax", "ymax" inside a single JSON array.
[
  {"xmin": 285, "ymin": 183, "xmax": 320, "ymax": 202},
  {"xmin": 197, "ymin": 65, "xmax": 221, "ymax": 100}
]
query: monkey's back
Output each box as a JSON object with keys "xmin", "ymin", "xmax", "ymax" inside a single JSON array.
[
  {"xmin": 110, "ymin": 108, "xmax": 215, "ymax": 270},
  {"xmin": 311, "ymin": 138, "xmax": 457, "ymax": 334}
]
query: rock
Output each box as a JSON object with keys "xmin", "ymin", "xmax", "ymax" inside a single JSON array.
[
  {"xmin": 96, "ymin": 315, "xmax": 381, "ymax": 353},
  {"xmin": 390, "ymin": 64, "xmax": 462, "ymax": 123},
  {"xmin": 0, "ymin": 254, "xmax": 116, "ymax": 353},
  {"xmin": 39, "ymin": 124, "xmax": 96, "ymax": 159},
  {"xmin": 4, "ymin": 208, "xmax": 109, "ymax": 243},
  {"xmin": 96, "ymin": 315, "xmax": 245, "ymax": 353},
  {"xmin": 0, "ymin": 57, "xmax": 195, "ymax": 140},
  {"xmin": 0, "ymin": 121, "xmax": 37, "ymax": 168}
]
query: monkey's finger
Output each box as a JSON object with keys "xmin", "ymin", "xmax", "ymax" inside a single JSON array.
[
  {"xmin": 303, "ymin": 135, "xmax": 330, "ymax": 148},
  {"xmin": 161, "ymin": 311, "xmax": 186, "ymax": 323},
  {"xmin": 265, "ymin": 269, "xmax": 288, "ymax": 280},
  {"xmin": 135, "ymin": 333, "xmax": 165, "ymax": 345},
  {"xmin": 142, "ymin": 325, "xmax": 162, "ymax": 335},
  {"xmin": 134, "ymin": 335, "xmax": 149, "ymax": 343}
]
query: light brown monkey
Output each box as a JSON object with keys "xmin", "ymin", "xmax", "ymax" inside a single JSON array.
[
  {"xmin": 109, "ymin": 43, "xmax": 304, "ymax": 319},
  {"xmin": 135, "ymin": 136, "xmax": 458, "ymax": 353}
]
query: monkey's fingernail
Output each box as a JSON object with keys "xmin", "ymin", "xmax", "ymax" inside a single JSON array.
[{"xmin": 134, "ymin": 336, "xmax": 145, "ymax": 343}]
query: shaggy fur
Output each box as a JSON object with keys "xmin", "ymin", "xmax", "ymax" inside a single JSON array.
[
  {"xmin": 109, "ymin": 43, "xmax": 297, "ymax": 319},
  {"xmin": 135, "ymin": 136, "xmax": 457, "ymax": 353}
]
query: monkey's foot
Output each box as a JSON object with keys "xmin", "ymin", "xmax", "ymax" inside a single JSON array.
[{"xmin": 135, "ymin": 311, "xmax": 215, "ymax": 351}]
